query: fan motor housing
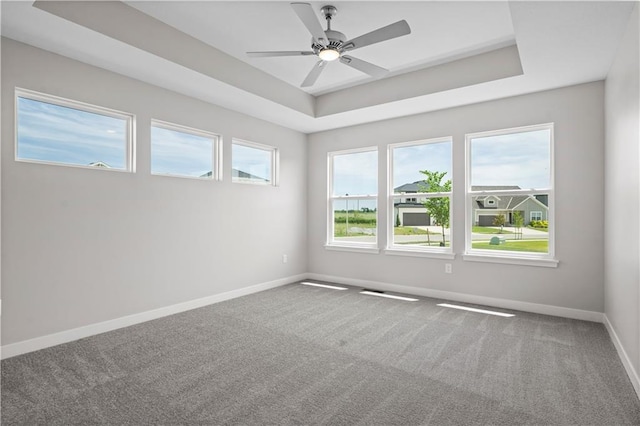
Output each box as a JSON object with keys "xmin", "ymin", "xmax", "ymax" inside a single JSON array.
[{"xmin": 312, "ymin": 30, "xmax": 346, "ymax": 54}]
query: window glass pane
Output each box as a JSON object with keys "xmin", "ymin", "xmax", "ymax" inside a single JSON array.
[
  {"xmin": 470, "ymin": 194, "xmax": 549, "ymax": 254},
  {"xmin": 391, "ymin": 140, "xmax": 452, "ymax": 250},
  {"xmin": 151, "ymin": 125, "xmax": 214, "ymax": 178},
  {"xmin": 232, "ymin": 143, "xmax": 272, "ymax": 184},
  {"xmin": 17, "ymin": 96, "xmax": 128, "ymax": 169},
  {"xmin": 470, "ymin": 128, "xmax": 551, "ymax": 189},
  {"xmin": 393, "ymin": 141, "xmax": 451, "ymax": 194},
  {"xmin": 393, "ymin": 195, "xmax": 450, "ymax": 247},
  {"xmin": 332, "ymin": 199, "xmax": 377, "ymax": 243},
  {"xmin": 332, "ymin": 150, "xmax": 377, "ymax": 196}
]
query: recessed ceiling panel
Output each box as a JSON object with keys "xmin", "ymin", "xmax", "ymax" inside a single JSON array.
[{"xmin": 127, "ymin": 1, "xmax": 516, "ymax": 94}]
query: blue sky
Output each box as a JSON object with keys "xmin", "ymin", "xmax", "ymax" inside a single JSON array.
[
  {"xmin": 20, "ymin": 96, "xmax": 549, "ymax": 190},
  {"xmin": 470, "ymin": 128, "xmax": 551, "ymax": 189},
  {"xmin": 393, "ymin": 141, "xmax": 452, "ymax": 191},
  {"xmin": 17, "ymin": 97, "xmax": 127, "ymax": 169},
  {"xmin": 232, "ymin": 143, "xmax": 271, "ymax": 181},
  {"xmin": 151, "ymin": 126, "xmax": 213, "ymax": 177}
]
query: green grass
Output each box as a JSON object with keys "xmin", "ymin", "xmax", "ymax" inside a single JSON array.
[
  {"xmin": 528, "ymin": 226, "xmax": 549, "ymax": 232},
  {"xmin": 472, "ymin": 240, "xmax": 548, "ymax": 253},
  {"xmin": 393, "ymin": 226, "xmax": 431, "ymax": 235},
  {"xmin": 472, "ymin": 226, "xmax": 514, "ymax": 234},
  {"xmin": 334, "ymin": 222, "xmax": 376, "ymax": 237}
]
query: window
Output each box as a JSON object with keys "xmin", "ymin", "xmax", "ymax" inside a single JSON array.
[
  {"xmin": 15, "ymin": 88, "xmax": 133, "ymax": 171},
  {"xmin": 232, "ymin": 139, "xmax": 278, "ymax": 185},
  {"xmin": 465, "ymin": 123, "xmax": 556, "ymax": 266},
  {"xmin": 151, "ymin": 120, "xmax": 220, "ymax": 179},
  {"xmin": 328, "ymin": 148, "xmax": 378, "ymax": 251},
  {"xmin": 388, "ymin": 137, "xmax": 452, "ymax": 256}
]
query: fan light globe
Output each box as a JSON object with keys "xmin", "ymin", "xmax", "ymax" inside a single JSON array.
[{"xmin": 318, "ymin": 48, "xmax": 340, "ymax": 61}]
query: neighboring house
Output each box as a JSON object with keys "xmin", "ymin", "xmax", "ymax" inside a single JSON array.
[
  {"xmin": 393, "ymin": 182, "xmax": 431, "ymax": 226},
  {"xmin": 200, "ymin": 169, "xmax": 268, "ymax": 182},
  {"xmin": 394, "ymin": 182, "xmax": 548, "ymax": 227},
  {"xmin": 89, "ymin": 161, "xmax": 110, "ymax": 168},
  {"xmin": 472, "ymin": 185, "xmax": 548, "ymax": 226}
]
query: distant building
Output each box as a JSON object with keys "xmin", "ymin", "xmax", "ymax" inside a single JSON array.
[
  {"xmin": 394, "ymin": 182, "xmax": 548, "ymax": 227},
  {"xmin": 199, "ymin": 169, "xmax": 269, "ymax": 182},
  {"xmin": 89, "ymin": 161, "xmax": 111, "ymax": 168}
]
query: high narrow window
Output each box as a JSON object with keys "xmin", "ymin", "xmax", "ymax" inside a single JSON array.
[
  {"xmin": 232, "ymin": 139, "xmax": 278, "ymax": 185},
  {"xmin": 151, "ymin": 120, "xmax": 220, "ymax": 179},
  {"xmin": 388, "ymin": 137, "xmax": 453, "ymax": 257},
  {"xmin": 327, "ymin": 148, "xmax": 378, "ymax": 251},
  {"xmin": 15, "ymin": 88, "xmax": 134, "ymax": 171},
  {"xmin": 465, "ymin": 123, "xmax": 556, "ymax": 266}
]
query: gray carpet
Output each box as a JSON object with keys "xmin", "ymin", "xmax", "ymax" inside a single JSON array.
[{"xmin": 2, "ymin": 281, "xmax": 640, "ymax": 425}]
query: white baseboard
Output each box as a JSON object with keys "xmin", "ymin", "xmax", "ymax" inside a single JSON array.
[
  {"xmin": 306, "ymin": 273, "xmax": 604, "ymax": 322},
  {"xmin": 603, "ymin": 314, "xmax": 640, "ymax": 399},
  {"xmin": 1, "ymin": 274, "xmax": 306, "ymax": 360}
]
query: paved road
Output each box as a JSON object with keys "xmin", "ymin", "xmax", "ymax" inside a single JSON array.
[{"xmin": 335, "ymin": 226, "xmax": 548, "ymax": 244}]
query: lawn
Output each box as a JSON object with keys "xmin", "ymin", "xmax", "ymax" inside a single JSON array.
[
  {"xmin": 334, "ymin": 211, "xmax": 377, "ymax": 236},
  {"xmin": 472, "ymin": 240, "xmax": 548, "ymax": 253},
  {"xmin": 393, "ymin": 226, "xmax": 430, "ymax": 235}
]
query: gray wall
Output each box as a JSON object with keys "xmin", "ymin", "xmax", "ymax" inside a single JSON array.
[
  {"xmin": 308, "ymin": 82, "xmax": 605, "ymax": 312},
  {"xmin": 605, "ymin": 4, "xmax": 640, "ymax": 382},
  {"xmin": 1, "ymin": 38, "xmax": 308, "ymax": 345}
]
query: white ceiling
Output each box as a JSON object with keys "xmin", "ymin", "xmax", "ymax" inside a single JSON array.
[
  {"xmin": 126, "ymin": 1, "xmax": 517, "ymax": 95},
  {"xmin": 1, "ymin": 1, "xmax": 636, "ymax": 134}
]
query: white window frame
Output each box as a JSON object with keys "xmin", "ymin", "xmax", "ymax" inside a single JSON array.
[
  {"xmin": 15, "ymin": 88, "xmax": 135, "ymax": 172},
  {"xmin": 231, "ymin": 138, "xmax": 279, "ymax": 186},
  {"xmin": 150, "ymin": 119, "xmax": 222, "ymax": 180},
  {"xmin": 326, "ymin": 146, "xmax": 379, "ymax": 253},
  {"xmin": 386, "ymin": 137, "xmax": 454, "ymax": 259},
  {"xmin": 464, "ymin": 123, "xmax": 557, "ymax": 268},
  {"xmin": 530, "ymin": 211, "xmax": 543, "ymax": 221}
]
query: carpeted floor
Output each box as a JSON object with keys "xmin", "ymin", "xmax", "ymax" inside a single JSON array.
[{"xmin": 2, "ymin": 281, "xmax": 640, "ymax": 425}]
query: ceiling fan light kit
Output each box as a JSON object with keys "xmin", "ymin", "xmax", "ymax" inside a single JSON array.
[{"xmin": 247, "ymin": 2, "xmax": 411, "ymax": 87}]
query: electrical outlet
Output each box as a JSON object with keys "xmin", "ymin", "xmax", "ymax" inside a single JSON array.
[
  {"xmin": 445, "ymin": 263, "xmax": 452, "ymax": 274},
  {"xmin": 282, "ymin": 254, "xmax": 288, "ymax": 264}
]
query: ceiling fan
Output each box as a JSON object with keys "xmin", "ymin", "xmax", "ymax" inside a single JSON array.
[{"xmin": 247, "ymin": 3, "xmax": 411, "ymax": 87}]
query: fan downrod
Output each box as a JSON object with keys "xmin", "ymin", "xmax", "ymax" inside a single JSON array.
[{"xmin": 320, "ymin": 5, "xmax": 337, "ymax": 29}]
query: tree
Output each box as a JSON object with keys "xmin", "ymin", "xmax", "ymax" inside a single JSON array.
[
  {"xmin": 417, "ymin": 170, "xmax": 451, "ymax": 246},
  {"xmin": 492, "ymin": 214, "xmax": 506, "ymax": 233},
  {"xmin": 513, "ymin": 211, "xmax": 524, "ymax": 240},
  {"xmin": 395, "ymin": 212, "xmax": 401, "ymax": 227}
]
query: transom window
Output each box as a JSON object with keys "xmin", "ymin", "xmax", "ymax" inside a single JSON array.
[
  {"xmin": 15, "ymin": 88, "xmax": 134, "ymax": 171},
  {"xmin": 232, "ymin": 139, "xmax": 278, "ymax": 185},
  {"xmin": 327, "ymin": 148, "xmax": 378, "ymax": 250},
  {"xmin": 151, "ymin": 120, "xmax": 221, "ymax": 180},
  {"xmin": 465, "ymin": 123, "xmax": 555, "ymax": 265},
  {"xmin": 387, "ymin": 137, "xmax": 453, "ymax": 256}
]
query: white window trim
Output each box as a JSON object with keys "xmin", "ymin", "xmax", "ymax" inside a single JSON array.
[
  {"xmin": 387, "ymin": 137, "xmax": 453, "ymax": 258},
  {"xmin": 327, "ymin": 146, "xmax": 378, "ymax": 251},
  {"xmin": 151, "ymin": 119, "xmax": 222, "ymax": 181},
  {"xmin": 15, "ymin": 88, "xmax": 135, "ymax": 172},
  {"xmin": 464, "ymin": 123, "xmax": 556, "ymax": 267},
  {"xmin": 530, "ymin": 211, "xmax": 543, "ymax": 221},
  {"xmin": 231, "ymin": 138, "xmax": 279, "ymax": 186}
]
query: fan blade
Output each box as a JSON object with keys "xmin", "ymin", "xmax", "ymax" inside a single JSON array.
[
  {"xmin": 342, "ymin": 20, "xmax": 411, "ymax": 52},
  {"xmin": 340, "ymin": 55, "xmax": 388, "ymax": 78},
  {"xmin": 247, "ymin": 51, "xmax": 315, "ymax": 58},
  {"xmin": 291, "ymin": 2, "xmax": 327, "ymax": 45},
  {"xmin": 301, "ymin": 60, "xmax": 327, "ymax": 87}
]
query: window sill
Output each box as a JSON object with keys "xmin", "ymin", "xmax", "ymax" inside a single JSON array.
[
  {"xmin": 463, "ymin": 253, "xmax": 559, "ymax": 268},
  {"xmin": 325, "ymin": 244, "xmax": 380, "ymax": 254},
  {"xmin": 385, "ymin": 247, "xmax": 455, "ymax": 260}
]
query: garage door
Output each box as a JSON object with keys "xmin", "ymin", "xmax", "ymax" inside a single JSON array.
[
  {"xmin": 478, "ymin": 215, "xmax": 498, "ymax": 226},
  {"xmin": 403, "ymin": 212, "xmax": 430, "ymax": 226}
]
